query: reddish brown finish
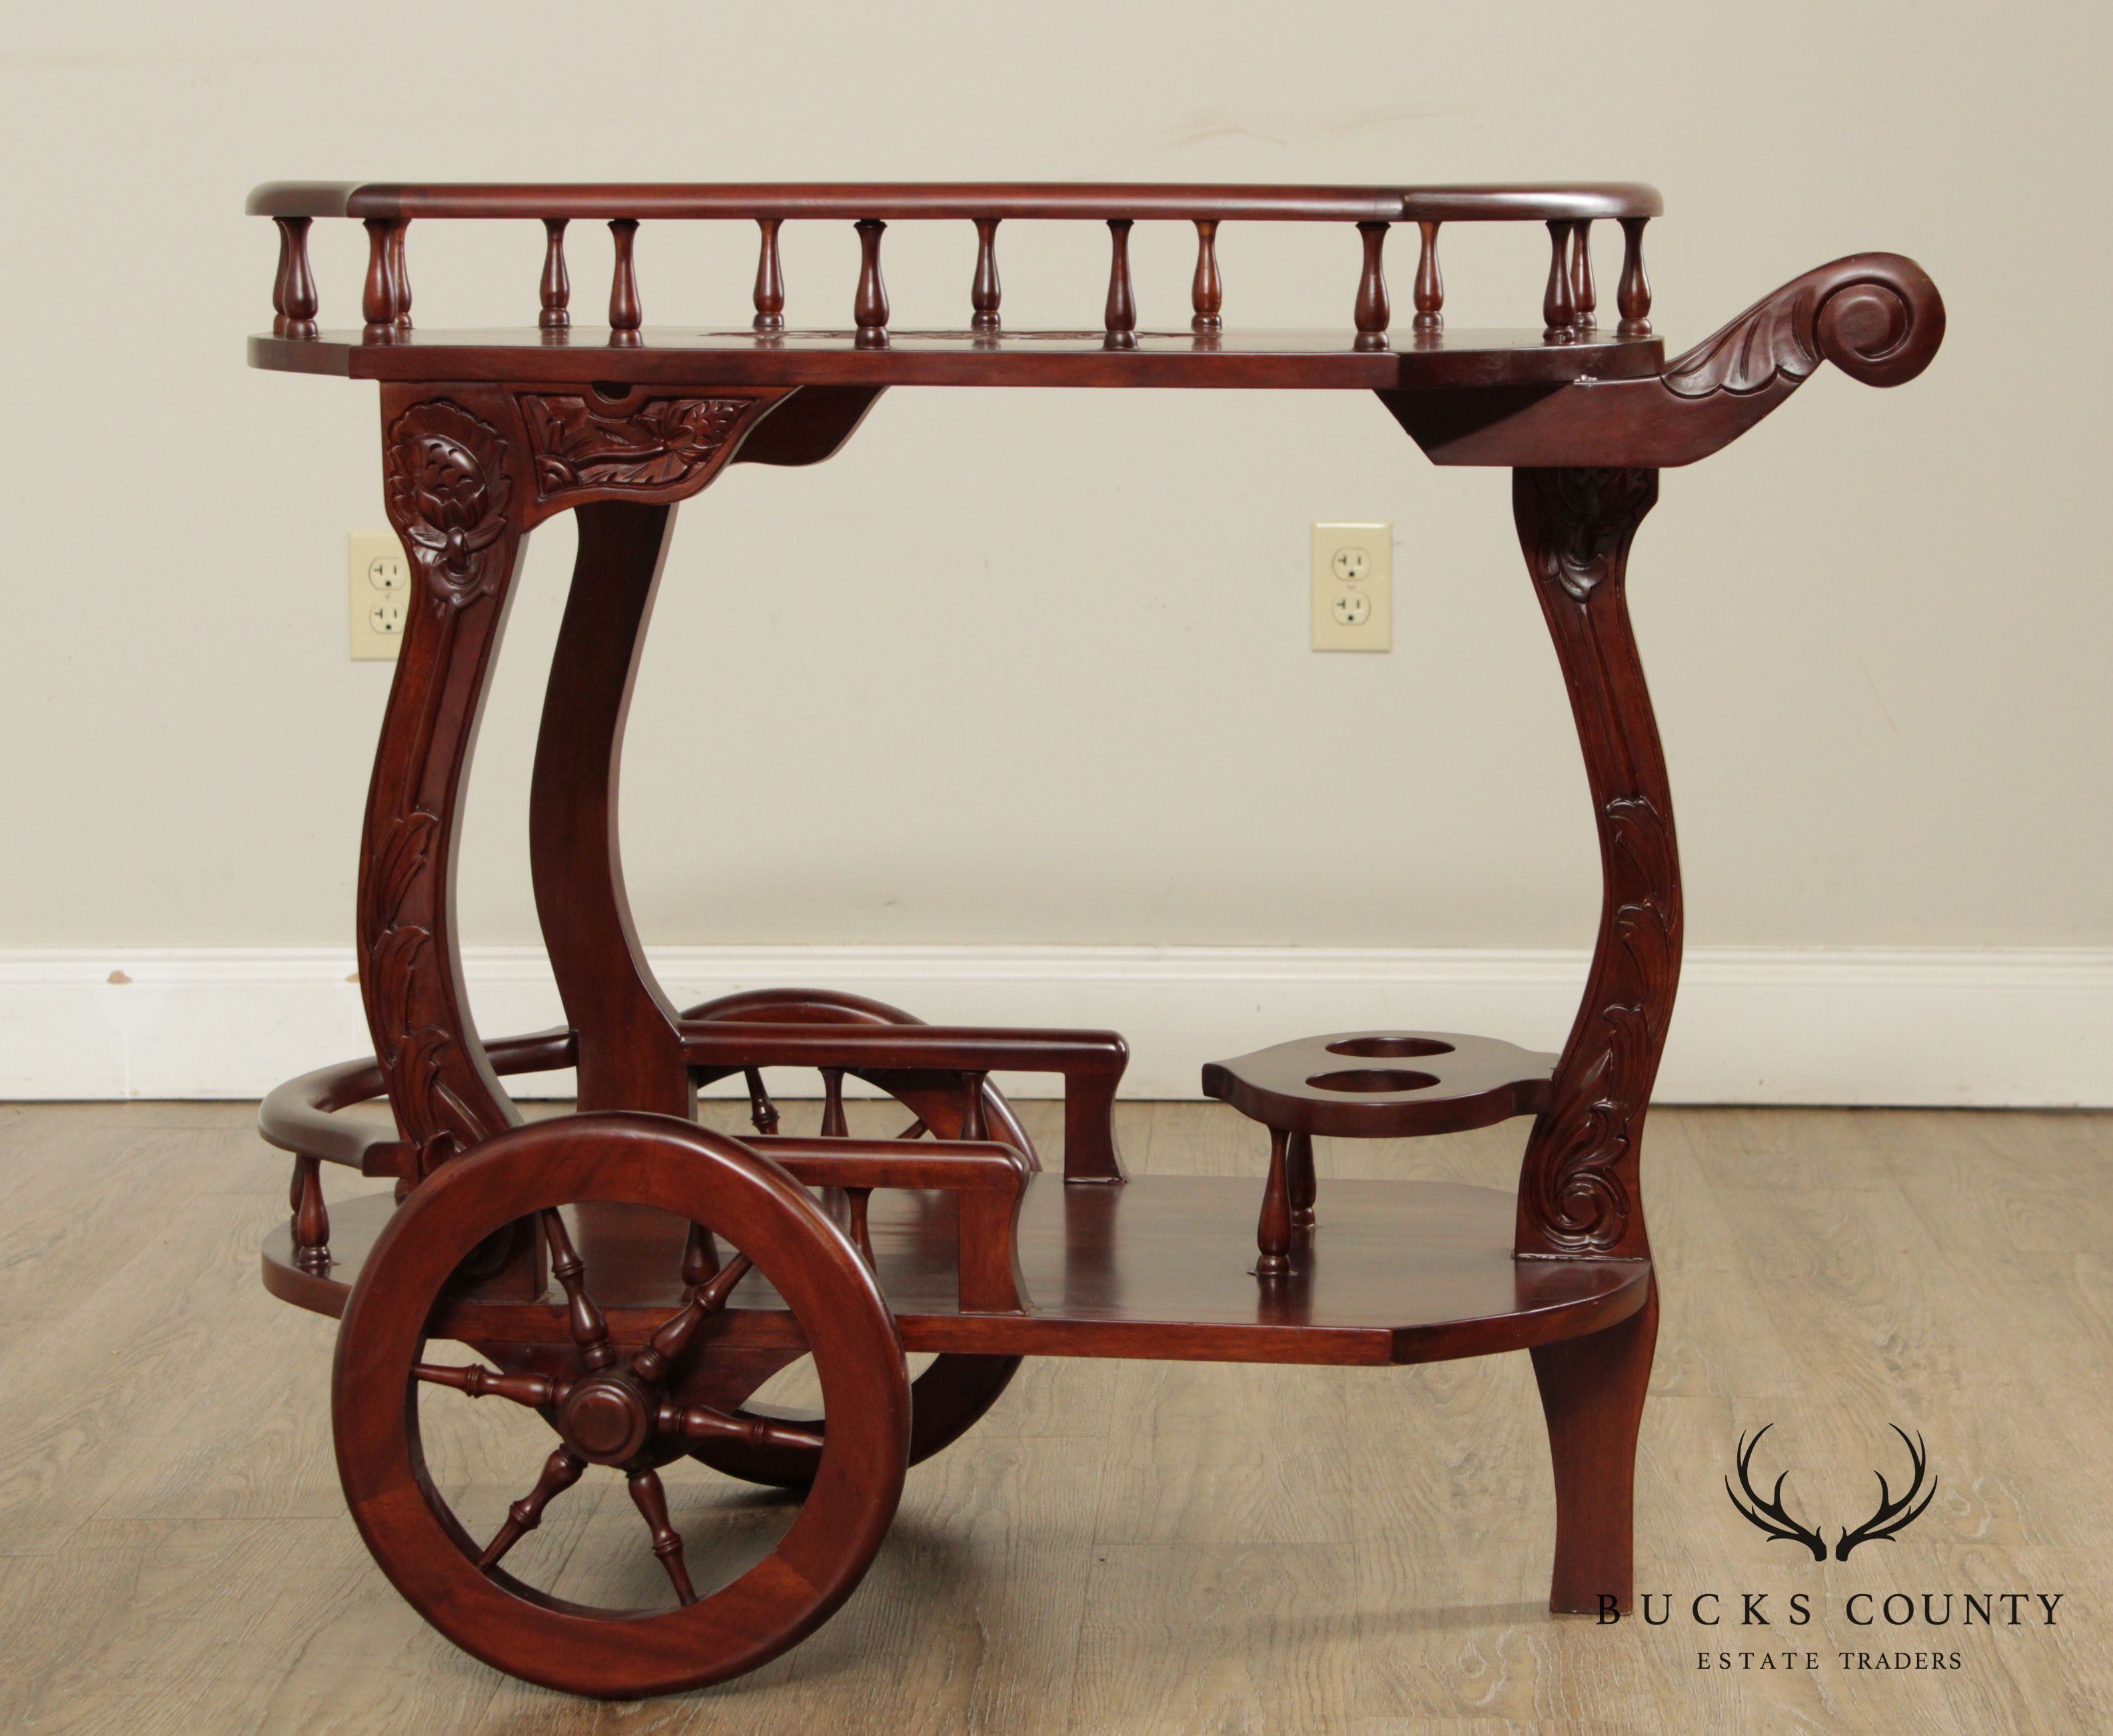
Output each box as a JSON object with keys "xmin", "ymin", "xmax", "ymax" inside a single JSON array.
[
  {"xmin": 249, "ymin": 181, "xmax": 1665, "ymax": 223},
  {"xmin": 530, "ymin": 501, "xmax": 690, "ymax": 1119},
  {"xmin": 1413, "ymin": 219, "xmax": 1443, "ymax": 333},
  {"xmin": 538, "ymin": 218, "xmax": 569, "ymax": 331},
  {"xmin": 333, "ymin": 1114, "xmax": 911, "ymax": 1698},
  {"xmin": 1205, "ymin": 1030, "xmax": 1555, "ymax": 1141},
  {"xmin": 854, "ymin": 219, "xmax": 888, "ymax": 343},
  {"xmin": 271, "ymin": 216, "xmax": 318, "ymax": 338},
  {"xmin": 1381, "ymin": 253, "xmax": 1944, "ymax": 467},
  {"xmin": 1353, "ymin": 221, "xmax": 1390, "ymax": 349},
  {"xmin": 607, "ymin": 218, "xmax": 641, "ymax": 335},
  {"xmin": 1543, "ymin": 219, "xmax": 1579, "ymax": 341},
  {"xmin": 1533, "ymin": 1278, "xmax": 1658, "ymax": 1613},
  {"xmin": 1104, "ymin": 219, "xmax": 1137, "ymax": 347},
  {"xmin": 1570, "ymin": 220, "xmax": 1597, "ymax": 332},
  {"xmin": 752, "ymin": 217, "xmax": 785, "ymax": 332},
  {"xmin": 1512, "ymin": 468, "xmax": 1673, "ymax": 1262},
  {"xmin": 970, "ymin": 218, "xmax": 1001, "ymax": 332},
  {"xmin": 1616, "ymin": 217, "xmax": 1652, "ymax": 337},
  {"xmin": 277, "ymin": 1174, "xmax": 1653, "ymax": 1366},
  {"xmin": 247, "ymin": 179, "xmax": 1944, "ymax": 1698},
  {"xmin": 1255, "ymin": 1126, "xmax": 1293, "ymax": 1278},
  {"xmin": 1190, "ymin": 219, "xmax": 1223, "ymax": 333}
]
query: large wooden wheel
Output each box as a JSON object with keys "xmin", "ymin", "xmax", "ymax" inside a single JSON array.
[
  {"xmin": 332, "ymin": 1113, "xmax": 911, "ymax": 1699},
  {"xmin": 681, "ymin": 987, "xmax": 1028, "ymax": 1486}
]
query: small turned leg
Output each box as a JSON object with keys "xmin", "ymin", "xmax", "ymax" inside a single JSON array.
[
  {"xmin": 289, "ymin": 1153, "xmax": 330, "ymax": 1274},
  {"xmin": 1286, "ymin": 1130, "xmax": 1317, "ymax": 1231},
  {"xmin": 1531, "ymin": 1280, "xmax": 1659, "ymax": 1614},
  {"xmin": 1255, "ymin": 1126, "xmax": 1293, "ymax": 1278}
]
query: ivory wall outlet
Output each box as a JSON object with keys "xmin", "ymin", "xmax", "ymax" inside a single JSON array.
[
  {"xmin": 349, "ymin": 532, "xmax": 408, "ymax": 661},
  {"xmin": 1311, "ymin": 521, "xmax": 1392, "ymax": 651}
]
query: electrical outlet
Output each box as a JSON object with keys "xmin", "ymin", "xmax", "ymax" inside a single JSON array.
[
  {"xmin": 349, "ymin": 532, "xmax": 408, "ymax": 660},
  {"xmin": 1311, "ymin": 522, "xmax": 1391, "ymax": 651}
]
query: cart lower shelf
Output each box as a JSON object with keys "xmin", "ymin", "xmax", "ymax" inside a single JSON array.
[{"xmin": 266, "ymin": 1174, "xmax": 1649, "ymax": 1367}]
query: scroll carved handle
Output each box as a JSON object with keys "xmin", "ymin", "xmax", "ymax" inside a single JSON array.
[{"xmin": 1663, "ymin": 252, "xmax": 1944, "ymax": 399}]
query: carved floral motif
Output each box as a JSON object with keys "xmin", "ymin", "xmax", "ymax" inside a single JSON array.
[
  {"xmin": 518, "ymin": 394, "xmax": 758, "ymax": 500},
  {"xmin": 382, "ymin": 401, "xmax": 514, "ymax": 604}
]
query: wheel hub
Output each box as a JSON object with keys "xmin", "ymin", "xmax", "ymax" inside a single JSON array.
[{"xmin": 558, "ymin": 1373, "xmax": 653, "ymax": 1465}]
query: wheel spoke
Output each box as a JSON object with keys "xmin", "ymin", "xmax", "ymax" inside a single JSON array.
[
  {"xmin": 541, "ymin": 1208, "xmax": 614, "ymax": 1370},
  {"xmin": 631, "ymin": 1252, "xmax": 754, "ymax": 1384},
  {"xmin": 659, "ymin": 1398, "xmax": 826, "ymax": 1455},
  {"xmin": 681, "ymin": 1218, "xmax": 719, "ymax": 1292},
  {"xmin": 626, "ymin": 1466, "xmax": 697, "ymax": 1605},
  {"xmin": 743, "ymin": 1066, "xmax": 780, "ymax": 1136},
  {"xmin": 477, "ymin": 1445, "xmax": 585, "ymax": 1570},
  {"xmin": 414, "ymin": 1361, "xmax": 563, "ymax": 1409},
  {"xmin": 896, "ymin": 1117, "xmax": 928, "ymax": 1140}
]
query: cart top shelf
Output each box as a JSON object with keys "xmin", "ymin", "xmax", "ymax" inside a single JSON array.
[{"xmin": 248, "ymin": 179, "xmax": 1668, "ymax": 391}]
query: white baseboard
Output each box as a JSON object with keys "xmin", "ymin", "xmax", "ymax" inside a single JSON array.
[{"xmin": 2, "ymin": 944, "xmax": 2108, "ymax": 1107}]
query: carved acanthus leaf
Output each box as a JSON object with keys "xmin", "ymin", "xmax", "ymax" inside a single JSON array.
[
  {"xmin": 1662, "ymin": 282, "xmax": 1826, "ymax": 400},
  {"xmin": 519, "ymin": 394, "xmax": 760, "ymax": 500}
]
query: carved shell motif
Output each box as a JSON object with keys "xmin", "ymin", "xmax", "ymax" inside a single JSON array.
[
  {"xmin": 382, "ymin": 401, "xmax": 514, "ymax": 605},
  {"xmin": 519, "ymin": 394, "xmax": 758, "ymax": 500}
]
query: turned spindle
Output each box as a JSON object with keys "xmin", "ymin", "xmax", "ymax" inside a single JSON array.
[
  {"xmin": 538, "ymin": 217, "xmax": 570, "ymax": 330},
  {"xmin": 271, "ymin": 216, "xmax": 318, "ymax": 338},
  {"xmin": 608, "ymin": 218, "xmax": 642, "ymax": 337},
  {"xmin": 970, "ymin": 218, "xmax": 1002, "ymax": 333},
  {"xmin": 846, "ymin": 1188, "xmax": 876, "ymax": 1266},
  {"xmin": 1190, "ymin": 219, "xmax": 1223, "ymax": 333},
  {"xmin": 1354, "ymin": 221, "xmax": 1391, "ymax": 349},
  {"xmin": 1287, "ymin": 1130, "xmax": 1316, "ymax": 1231},
  {"xmin": 386, "ymin": 221, "xmax": 412, "ymax": 329},
  {"xmin": 1617, "ymin": 216, "xmax": 1653, "ymax": 336},
  {"xmin": 960, "ymin": 1070, "xmax": 989, "ymax": 1142},
  {"xmin": 820, "ymin": 1067, "xmax": 849, "ymax": 1138},
  {"xmin": 289, "ymin": 1153, "xmax": 329, "ymax": 1273},
  {"xmin": 743, "ymin": 1065, "xmax": 780, "ymax": 1134},
  {"xmin": 1542, "ymin": 219, "xmax": 1579, "ymax": 341},
  {"xmin": 1413, "ymin": 219, "xmax": 1443, "ymax": 333},
  {"xmin": 1104, "ymin": 219, "xmax": 1137, "ymax": 347},
  {"xmin": 360, "ymin": 218, "xmax": 398, "ymax": 335},
  {"xmin": 1570, "ymin": 219, "xmax": 1597, "ymax": 332},
  {"xmin": 753, "ymin": 217, "xmax": 785, "ymax": 332},
  {"xmin": 1255, "ymin": 1126, "xmax": 1292, "ymax": 1278},
  {"xmin": 854, "ymin": 219, "xmax": 889, "ymax": 345}
]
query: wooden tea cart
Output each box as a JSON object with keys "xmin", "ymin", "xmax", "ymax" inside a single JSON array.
[{"xmin": 247, "ymin": 179, "xmax": 1942, "ymax": 1698}]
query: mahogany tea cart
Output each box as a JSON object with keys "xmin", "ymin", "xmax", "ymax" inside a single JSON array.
[{"xmin": 247, "ymin": 180, "xmax": 1943, "ymax": 1699}]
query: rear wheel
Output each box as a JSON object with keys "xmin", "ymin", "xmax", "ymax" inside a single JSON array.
[{"xmin": 682, "ymin": 988, "xmax": 1029, "ymax": 1485}]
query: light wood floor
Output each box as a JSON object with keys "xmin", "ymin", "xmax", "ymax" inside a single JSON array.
[{"xmin": 3, "ymin": 1099, "xmax": 2110, "ymax": 1735}]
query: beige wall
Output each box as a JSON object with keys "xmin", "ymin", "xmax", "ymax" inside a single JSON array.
[{"xmin": 3, "ymin": 1, "xmax": 2106, "ymax": 957}]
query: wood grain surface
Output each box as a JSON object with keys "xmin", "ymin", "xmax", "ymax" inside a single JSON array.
[{"xmin": 3, "ymin": 1099, "xmax": 2109, "ymax": 1733}]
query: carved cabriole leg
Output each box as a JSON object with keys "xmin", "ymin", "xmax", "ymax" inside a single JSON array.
[
  {"xmin": 1533, "ymin": 1278, "xmax": 1657, "ymax": 1612},
  {"xmin": 362, "ymin": 387, "xmax": 530, "ymax": 1196},
  {"xmin": 529, "ymin": 500, "xmax": 692, "ymax": 1119},
  {"xmin": 1512, "ymin": 466, "xmax": 1678, "ymax": 1264}
]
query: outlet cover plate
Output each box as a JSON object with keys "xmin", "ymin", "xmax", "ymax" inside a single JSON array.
[
  {"xmin": 1311, "ymin": 521, "xmax": 1391, "ymax": 652},
  {"xmin": 349, "ymin": 531, "xmax": 408, "ymax": 661}
]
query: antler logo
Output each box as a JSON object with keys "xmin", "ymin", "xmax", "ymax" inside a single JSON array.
[{"xmin": 1726, "ymin": 1424, "xmax": 1937, "ymax": 1562}]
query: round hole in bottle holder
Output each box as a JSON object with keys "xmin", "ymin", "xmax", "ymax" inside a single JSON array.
[
  {"xmin": 1306, "ymin": 1068, "xmax": 1440, "ymax": 1094},
  {"xmin": 1324, "ymin": 1036, "xmax": 1455, "ymax": 1060}
]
